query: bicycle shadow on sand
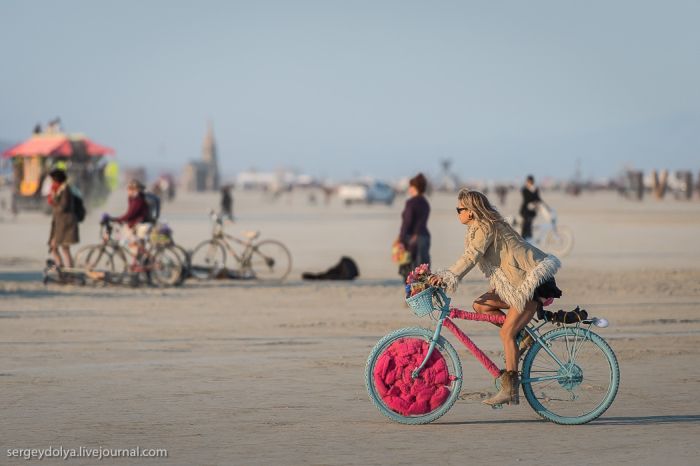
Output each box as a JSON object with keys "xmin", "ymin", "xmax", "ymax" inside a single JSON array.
[
  {"xmin": 438, "ymin": 415, "xmax": 700, "ymax": 426},
  {"xmin": 587, "ymin": 415, "xmax": 700, "ymax": 426}
]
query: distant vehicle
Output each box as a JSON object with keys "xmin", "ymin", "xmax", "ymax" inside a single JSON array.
[{"xmin": 337, "ymin": 181, "xmax": 395, "ymax": 206}]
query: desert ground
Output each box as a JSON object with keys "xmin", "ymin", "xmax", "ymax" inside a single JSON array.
[{"xmin": 1, "ymin": 188, "xmax": 700, "ymax": 465}]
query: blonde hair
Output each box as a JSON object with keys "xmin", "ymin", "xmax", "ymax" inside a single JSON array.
[{"xmin": 457, "ymin": 189, "xmax": 503, "ymax": 224}]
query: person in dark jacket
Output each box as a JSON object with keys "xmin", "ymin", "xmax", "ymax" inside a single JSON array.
[
  {"xmin": 397, "ymin": 173, "xmax": 430, "ymax": 279},
  {"xmin": 47, "ymin": 169, "xmax": 79, "ymax": 268},
  {"xmin": 220, "ymin": 185, "xmax": 233, "ymax": 220},
  {"xmin": 519, "ymin": 175, "xmax": 542, "ymax": 240}
]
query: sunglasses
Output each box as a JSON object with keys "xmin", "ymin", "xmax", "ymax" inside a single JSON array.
[{"xmin": 456, "ymin": 207, "xmax": 469, "ymax": 214}]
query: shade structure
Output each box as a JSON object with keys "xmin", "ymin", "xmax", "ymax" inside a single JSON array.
[
  {"xmin": 83, "ymin": 139, "xmax": 115, "ymax": 156},
  {"xmin": 2, "ymin": 134, "xmax": 114, "ymax": 158}
]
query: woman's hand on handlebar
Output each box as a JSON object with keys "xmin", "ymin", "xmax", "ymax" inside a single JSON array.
[{"xmin": 428, "ymin": 274, "xmax": 445, "ymax": 288}]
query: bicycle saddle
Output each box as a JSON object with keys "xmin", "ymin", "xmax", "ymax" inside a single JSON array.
[{"xmin": 243, "ymin": 230, "xmax": 260, "ymax": 240}]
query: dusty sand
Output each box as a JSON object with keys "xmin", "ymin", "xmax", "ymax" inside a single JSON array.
[{"xmin": 1, "ymin": 190, "xmax": 700, "ymax": 465}]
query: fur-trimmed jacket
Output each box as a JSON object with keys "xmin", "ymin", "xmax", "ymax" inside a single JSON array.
[{"xmin": 436, "ymin": 219, "xmax": 560, "ymax": 312}]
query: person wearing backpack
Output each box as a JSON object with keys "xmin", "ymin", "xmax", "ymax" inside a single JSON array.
[{"xmin": 47, "ymin": 168, "xmax": 79, "ymax": 268}]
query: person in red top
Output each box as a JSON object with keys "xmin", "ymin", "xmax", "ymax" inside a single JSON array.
[
  {"xmin": 114, "ymin": 180, "xmax": 150, "ymax": 227},
  {"xmin": 111, "ymin": 180, "xmax": 152, "ymax": 252}
]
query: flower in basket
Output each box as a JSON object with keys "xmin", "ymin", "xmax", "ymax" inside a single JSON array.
[{"xmin": 405, "ymin": 263, "xmax": 431, "ymax": 298}]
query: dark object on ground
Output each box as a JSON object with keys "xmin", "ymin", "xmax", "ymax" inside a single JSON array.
[
  {"xmin": 213, "ymin": 268, "xmax": 254, "ymax": 280},
  {"xmin": 302, "ymin": 256, "xmax": 359, "ymax": 280}
]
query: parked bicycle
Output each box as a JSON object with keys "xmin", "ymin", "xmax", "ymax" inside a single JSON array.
[
  {"xmin": 365, "ymin": 287, "xmax": 619, "ymax": 425},
  {"xmin": 75, "ymin": 217, "xmax": 184, "ymax": 286},
  {"xmin": 190, "ymin": 211, "xmax": 292, "ymax": 281},
  {"xmin": 509, "ymin": 204, "xmax": 574, "ymax": 257}
]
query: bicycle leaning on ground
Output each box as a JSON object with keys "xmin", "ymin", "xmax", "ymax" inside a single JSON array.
[
  {"xmin": 190, "ymin": 211, "xmax": 292, "ymax": 281},
  {"xmin": 365, "ymin": 287, "xmax": 619, "ymax": 425}
]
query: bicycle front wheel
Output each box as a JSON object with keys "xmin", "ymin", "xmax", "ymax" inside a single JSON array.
[
  {"xmin": 521, "ymin": 327, "xmax": 619, "ymax": 425},
  {"xmin": 190, "ymin": 240, "xmax": 226, "ymax": 279},
  {"xmin": 75, "ymin": 245, "xmax": 96, "ymax": 268},
  {"xmin": 79, "ymin": 245, "xmax": 128, "ymax": 285},
  {"xmin": 543, "ymin": 225, "xmax": 574, "ymax": 257},
  {"xmin": 247, "ymin": 240, "xmax": 292, "ymax": 281},
  {"xmin": 365, "ymin": 327, "xmax": 462, "ymax": 425}
]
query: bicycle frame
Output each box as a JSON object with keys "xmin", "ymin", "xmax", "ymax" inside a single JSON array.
[
  {"xmin": 207, "ymin": 214, "xmax": 256, "ymax": 267},
  {"xmin": 413, "ymin": 289, "xmax": 598, "ymax": 385},
  {"xmin": 97, "ymin": 221, "xmax": 163, "ymax": 273},
  {"xmin": 217, "ymin": 233, "xmax": 255, "ymax": 264},
  {"xmin": 531, "ymin": 218, "xmax": 559, "ymax": 247}
]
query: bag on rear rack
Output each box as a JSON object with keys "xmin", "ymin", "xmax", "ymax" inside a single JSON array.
[
  {"xmin": 143, "ymin": 192, "xmax": 161, "ymax": 223},
  {"xmin": 541, "ymin": 306, "xmax": 588, "ymax": 324}
]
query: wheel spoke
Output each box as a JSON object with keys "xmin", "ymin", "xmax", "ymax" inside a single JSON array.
[{"xmin": 521, "ymin": 327, "xmax": 619, "ymax": 424}]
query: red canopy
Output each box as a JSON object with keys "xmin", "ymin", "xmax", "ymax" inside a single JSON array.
[
  {"xmin": 2, "ymin": 134, "xmax": 115, "ymax": 158},
  {"xmin": 83, "ymin": 139, "xmax": 116, "ymax": 156}
]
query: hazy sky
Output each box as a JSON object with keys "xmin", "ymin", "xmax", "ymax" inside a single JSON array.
[{"xmin": 1, "ymin": 0, "xmax": 698, "ymax": 182}]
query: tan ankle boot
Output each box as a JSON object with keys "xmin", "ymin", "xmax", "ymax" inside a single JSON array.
[
  {"xmin": 510, "ymin": 371, "xmax": 520, "ymax": 405},
  {"xmin": 483, "ymin": 371, "xmax": 520, "ymax": 406}
]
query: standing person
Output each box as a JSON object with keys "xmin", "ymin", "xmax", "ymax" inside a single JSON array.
[
  {"xmin": 220, "ymin": 185, "xmax": 233, "ymax": 220},
  {"xmin": 47, "ymin": 169, "xmax": 79, "ymax": 268},
  {"xmin": 429, "ymin": 189, "xmax": 561, "ymax": 406},
  {"xmin": 519, "ymin": 175, "xmax": 541, "ymax": 240},
  {"xmin": 397, "ymin": 173, "xmax": 430, "ymax": 279}
]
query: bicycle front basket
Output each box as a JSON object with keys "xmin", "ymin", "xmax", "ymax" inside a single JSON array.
[{"xmin": 406, "ymin": 286, "xmax": 440, "ymax": 317}]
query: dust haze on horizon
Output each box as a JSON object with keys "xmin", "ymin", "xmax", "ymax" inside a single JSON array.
[{"xmin": 1, "ymin": 0, "xmax": 699, "ymax": 182}]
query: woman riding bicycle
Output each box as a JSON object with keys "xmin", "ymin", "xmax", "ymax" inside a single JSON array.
[{"xmin": 429, "ymin": 189, "xmax": 562, "ymax": 406}]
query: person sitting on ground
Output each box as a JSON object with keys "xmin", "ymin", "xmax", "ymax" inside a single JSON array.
[
  {"xmin": 47, "ymin": 168, "xmax": 79, "ymax": 268},
  {"xmin": 429, "ymin": 189, "xmax": 562, "ymax": 407}
]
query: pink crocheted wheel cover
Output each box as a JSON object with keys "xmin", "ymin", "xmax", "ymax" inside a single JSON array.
[{"xmin": 373, "ymin": 338, "xmax": 451, "ymax": 415}]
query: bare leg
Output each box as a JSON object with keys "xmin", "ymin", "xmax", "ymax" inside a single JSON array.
[
  {"xmin": 50, "ymin": 239, "xmax": 63, "ymax": 267},
  {"xmin": 60, "ymin": 245, "xmax": 74, "ymax": 268},
  {"xmin": 473, "ymin": 291, "xmax": 508, "ymax": 325},
  {"xmin": 500, "ymin": 300, "xmax": 538, "ymax": 371}
]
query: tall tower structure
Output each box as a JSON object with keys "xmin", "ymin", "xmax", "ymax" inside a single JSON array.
[{"xmin": 202, "ymin": 121, "xmax": 220, "ymax": 190}]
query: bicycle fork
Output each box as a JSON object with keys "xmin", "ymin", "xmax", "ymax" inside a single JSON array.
[{"xmin": 411, "ymin": 317, "xmax": 448, "ymax": 379}]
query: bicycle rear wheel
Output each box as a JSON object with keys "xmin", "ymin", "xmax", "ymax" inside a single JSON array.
[
  {"xmin": 543, "ymin": 225, "xmax": 574, "ymax": 257},
  {"xmin": 170, "ymin": 243, "xmax": 191, "ymax": 284},
  {"xmin": 150, "ymin": 246, "xmax": 184, "ymax": 287},
  {"xmin": 521, "ymin": 327, "xmax": 619, "ymax": 425},
  {"xmin": 247, "ymin": 240, "xmax": 292, "ymax": 281},
  {"xmin": 190, "ymin": 240, "xmax": 226, "ymax": 279},
  {"xmin": 365, "ymin": 327, "xmax": 462, "ymax": 425}
]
